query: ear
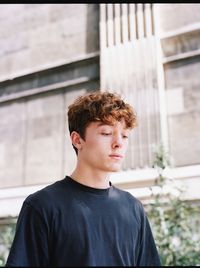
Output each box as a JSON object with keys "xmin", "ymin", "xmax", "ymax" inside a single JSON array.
[{"xmin": 70, "ymin": 131, "xmax": 83, "ymax": 151}]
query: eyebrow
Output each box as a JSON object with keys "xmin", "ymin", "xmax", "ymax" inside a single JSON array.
[
  {"xmin": 96, "ymin": 122, "xmax": 128, "ymax": 130},
  {"xmin": 96, "ymin": 122, "xmax": 114, "ymax": 127}
]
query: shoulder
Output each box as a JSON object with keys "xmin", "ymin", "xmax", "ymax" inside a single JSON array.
[
  {"xmin": 112, "ymin": 186, "xmax": 144, "ymax": 208},
  {"xmin": 23, "ymin": 178, "xmax": 69, "ymax": 216},
  {"xmin": 112, "ymin": 186, "xmax": 146, "ymax": 219}
]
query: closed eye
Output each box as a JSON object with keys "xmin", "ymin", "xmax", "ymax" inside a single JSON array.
[{"xmin": 101, "ymin": 133, "xmax": 112, "ymax": 136}]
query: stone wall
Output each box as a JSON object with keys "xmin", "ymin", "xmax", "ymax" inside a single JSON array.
[
  {"xmin": 0, "ymin": 4, "xmax": 99, "ymax": 80},
  {"xmin": 0, "ymin": 3, "xmax": 199, "ymax": 189},
  {"xmin": 156, "ymin": 4, "xmax": 200, "ymax": 166},
  {"xmin": 0, "ymin": 4, "xmax": 100, "ymax": 188},
  {"xmin": 156, "ymin": 4, "xmax": 200, "ymax": 34}
]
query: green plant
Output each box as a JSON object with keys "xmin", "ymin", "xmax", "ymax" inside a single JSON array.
[
  {"xmin": 146, "ymin": 144, "xmax": 200, "ymax": 266},
  {"xmin": 0, "ymin": 221, "xmax": 16, "ymax": 267}
]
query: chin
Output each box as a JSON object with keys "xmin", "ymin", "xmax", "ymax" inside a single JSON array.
[
  {"xmin": 108, "ymin": 166, "xmax": 122, "ymax": 172},
  {"xmin": 100, "ymin": 163, "xmax": 122, "ymax": 173}
]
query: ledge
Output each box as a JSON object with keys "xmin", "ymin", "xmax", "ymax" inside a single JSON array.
[
  {"xmin": 0, "ymin": 52, "xmax": 99, "ymax": 83},
  {"xmin": 160, "ymin": 22, "xmax": 200, "ymax": 40},
  {"xmin": 0, "ymin": 164, "xmax": 199, "ymax": 218},
  {"xmin": 163, "ymin": 48, "xmax": 200, "ymax": 64},
  {"xmin": 0, "ymin": 76, "xmax": 95, "ymax": 103}
]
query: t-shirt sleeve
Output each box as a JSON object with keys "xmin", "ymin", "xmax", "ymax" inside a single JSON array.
[
  {"xmin": 5, "ymin": 200, "xmax": 49, "ymax": 267},
  {"xmin": 136, "ymin": 204, "xmax": 162, "ymax": 266}
]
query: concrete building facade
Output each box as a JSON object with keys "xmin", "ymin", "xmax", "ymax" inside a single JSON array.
[{"xmin": 0, "ymin": 4, "xmax": 199, "ymax": 220}]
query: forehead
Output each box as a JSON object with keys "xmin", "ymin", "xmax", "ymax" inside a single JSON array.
[{"xmin": 88, "ymin": 120, "xmax": 128, "ymax": 130}]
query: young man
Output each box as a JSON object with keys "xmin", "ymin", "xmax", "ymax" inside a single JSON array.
[{"xmin": 6, "ymin": 91, "xmax": 161, "ymax": 266}]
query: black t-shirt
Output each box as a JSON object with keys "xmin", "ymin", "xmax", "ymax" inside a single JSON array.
[{"xmin": 6, "ymin": 176, "xmax": 161, "ymax": 266}]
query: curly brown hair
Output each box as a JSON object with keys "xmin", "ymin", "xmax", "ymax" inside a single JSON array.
[{"xmin": 67, "ymin": 90, "xmax": 138, "ymax": 154}]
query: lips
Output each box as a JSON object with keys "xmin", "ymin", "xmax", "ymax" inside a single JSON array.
[{"xmin": 109, "ymin": 154, "xmax": 123, "ymax": 159}]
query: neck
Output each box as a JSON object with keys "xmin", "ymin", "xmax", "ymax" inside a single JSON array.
[{"xmin": 70, "ymin": 164, "xmax": 111, "ymax": 189}]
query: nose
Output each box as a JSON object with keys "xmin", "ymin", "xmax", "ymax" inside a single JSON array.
[{"xmin": 112, "ymin": 134, "xmax": 123, "ymax": 149}]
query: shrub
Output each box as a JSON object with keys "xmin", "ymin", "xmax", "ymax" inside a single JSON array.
[
  {"xmin": 146, "ymin": 144, "xmax": 200, "ymax": 266},
  {"xmin": 0, "ymin": 221, "xmax": 16, "ymax": 267}
]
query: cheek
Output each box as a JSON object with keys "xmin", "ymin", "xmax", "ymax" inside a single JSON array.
[
  {"xmin": 123, "ymin": 140, "xmax": 129, "ymax": 151},
  {"xmin": 84, "ymin": 136, "xmax": 102, "ymax": 151},
  {"xmin": 89, "ymin": 134, "xmax": 109, "ymax": 145}
]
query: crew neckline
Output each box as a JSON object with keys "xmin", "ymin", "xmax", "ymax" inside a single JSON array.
[{"xmin": 65, "ymin": 176, "xmax": 113, "ymax": 196}]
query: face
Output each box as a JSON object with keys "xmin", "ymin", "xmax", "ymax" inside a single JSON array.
[{"xmin": 72, "ymin": 120, "xmax": 131, "ymax": 173}]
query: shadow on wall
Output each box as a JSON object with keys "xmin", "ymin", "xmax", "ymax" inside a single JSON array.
[{"xmin": 86, "ymin": 4, "xmax": 100, "ymax": 54}]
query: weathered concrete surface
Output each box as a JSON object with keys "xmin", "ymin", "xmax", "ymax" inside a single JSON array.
[
  {"xmin": 0, "ymin": 4, "xmax": 99, "ymax": 80},
  {"xmin": 0, "ymin": 101, "xmax": 25, "ymax": 187},
  {"xmin": 0, "ymin": 4, "xmax": 100, "ymax": 188},
  {"xmin": 156, "ymin": 4, "xmax": 200, "ymax": 34},
  {"xmin": 164, "ymin": 58, "xmax": 200, "ymax": 166},
  {"xmin": 0, "ymin": 3, "xmax": 199, "ymax": 188}
]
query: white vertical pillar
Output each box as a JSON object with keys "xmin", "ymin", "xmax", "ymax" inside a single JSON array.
[
  {"xmin": 100, "ymin": 4, "xmax": 107, "ymax": 89},
  {"xmin": 107, "ymin": 4, "xmax": 114, "ymax": 47},
  {"xmin": 144, "ymin": 4, "xmax": 152, "ymax": 37},
  {"xmin": 121, "ymin": 4, "xmax": 129, "ymax": 43},
  {"xmin": 129, "ymin": 4, "xmax": 137, "ymax": 41},
  {"xmin": 137, "ymin": 4, "xmax": 144, "ymax": 39},
  {"xmin": 100, "ymin": 4, "xmax": 107, "ymax": 49},
  {"xmin": 153, "ymin": 4, "xmax": 169, "ymax": 151},
  {"xmin": 114, "ymin": 4, "xmax": 121, "ymax": 45}
]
